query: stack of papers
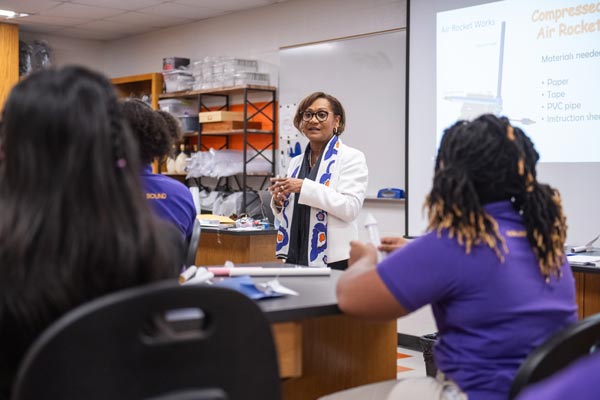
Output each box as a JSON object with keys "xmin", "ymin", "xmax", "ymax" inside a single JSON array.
[
  {"xmin": 567, "ymin": 255, "xmax": 600, "ymax": 267},
  {"xmin": 197, "ymin": 214, "xmax": 235, "ymax": 227}
]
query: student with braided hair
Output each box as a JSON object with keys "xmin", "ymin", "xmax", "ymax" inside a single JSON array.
[{"xmin": 323, "ymin": 114, "xmax": 577, "ymax": 400}]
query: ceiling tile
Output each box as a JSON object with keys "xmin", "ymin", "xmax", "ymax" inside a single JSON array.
[
  {"xmin": 0, "ymin": 0, "xmax": 62, "ymax": 14},
  {"xmin": 172, "ymin": 0, "xmax": 272, "ymax": 11},
  {"xmin": 42, "ymin": 3, "xmax": 123, "ymax": 19},
  {"xmin": 4, "ymin": 0, "xmax": 292, "ymax": 41},
  {"xmin": 69, "ymin": 0, "xmax": 166, "ymax": 12},
  {"xmin": 17, "ymin": 14, "xmax": 87, "ymax": 27},
  {"xmin": 106, "ymin": 10, "xmax": 190, "ymax": 28},
  {"xmin": 138, "ymin": 3, "xmax": 224, "ymax": 20}
]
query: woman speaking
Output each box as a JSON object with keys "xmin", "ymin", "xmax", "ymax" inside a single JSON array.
[{"xmin": 270, "ymin": 92, "xmax": 368, "ymax": 270}]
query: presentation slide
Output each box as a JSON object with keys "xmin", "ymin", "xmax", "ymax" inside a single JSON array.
[
  {"xmin": 437, "ymin": 0, "xmax": 600, "ymax": 162},
  {"xmin": 407, "ymin": 0, "xmax": 600, "ymax": 243}
]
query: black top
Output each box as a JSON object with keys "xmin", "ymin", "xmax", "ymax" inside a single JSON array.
[{"xmin": 286, "ymin": 148, "xmax": 322, "ymax": 266}]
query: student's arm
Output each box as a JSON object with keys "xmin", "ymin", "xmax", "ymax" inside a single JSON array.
[
  {"xmin": 379, "ymin": 236, "xmax": 408, "ymax": 253},
  {"xmin": 336, "ymin": 241, "xmax": 408, "ymax": 320}
]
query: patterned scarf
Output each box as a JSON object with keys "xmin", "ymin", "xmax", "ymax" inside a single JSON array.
[{"xmin": 276, "ymin": 135, "xmax": 341, "ymax": 266}]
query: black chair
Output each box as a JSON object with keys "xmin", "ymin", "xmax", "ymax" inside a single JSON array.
[
  {"xmin": 509, "ymin": 312, "xmax": 600, "ymax": 399},
  {"xmin": 11, "ymin": 281, "xmax": 281, "ymax": 400},
  {"xmin": 185, "ymin": 218, "xmax": 202, "ymax": 267}
]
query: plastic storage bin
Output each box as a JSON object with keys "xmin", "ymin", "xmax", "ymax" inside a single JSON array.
[
  {"xmin": 162, "ymin": 70, "xmax": 194, "ymax": 93},
  {"xmin": 179, "ymin": 115, "xmax": 200, "ymax": 132},
  {"xmin": 158, "ymin": 98, "xmax": 197, "ymax": 116},
  {"xmin": 233, "ymin": 72, "xmax": 270, "ymax": 86}
]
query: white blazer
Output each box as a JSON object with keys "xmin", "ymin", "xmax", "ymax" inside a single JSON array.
[{"xmin": 272, "ymin": 141, "xmax": 368, "ymax": 264}]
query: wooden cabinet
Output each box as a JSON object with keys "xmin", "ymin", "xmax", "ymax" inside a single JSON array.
[
  {"xmin": 196, "ymin": 228, "xmax": 279, "ymax": 265},
  {"xmin": 574, "ymin": 270, "xmax": 600, "ymax": 319},
  {"xmin": 0, "ymin": 23, "xmax": 19, "ymax": 112},
  {"xmin": 111, "ymin": 73, "xmax": 163, "ymax": 110}
]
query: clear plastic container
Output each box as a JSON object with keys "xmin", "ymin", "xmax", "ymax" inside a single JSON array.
[
  {"xmin": 162, "ymin": 70, "xmax": 194, "ymax": 92},
  {"xmin": 157, "ymin": 98, "xmax": 197, "ymax": 117},
  {"xmin": 233, "ymin": 71, "xmax": 270, "ymax": 86}
]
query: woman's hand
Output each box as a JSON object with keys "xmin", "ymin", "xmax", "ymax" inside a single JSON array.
[
  {"xmin": 269, "ymin": 177, "xmax": 304, "ymax": 204},
  {"xmin": 378, "ymin": 236, "xmax": 408, "ymax": 253},
  {"xmin": 348, "ymin": 240, "xmax": 378, "ymax": 268}
]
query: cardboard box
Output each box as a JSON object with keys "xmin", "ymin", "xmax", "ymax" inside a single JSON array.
[
  {"xmin": 199, "ymin": 111, "xmax": 244, "ymax": 123},
  {"xmin": 202, "ymin": 121, "xmax": 262, "ymax": 132}
]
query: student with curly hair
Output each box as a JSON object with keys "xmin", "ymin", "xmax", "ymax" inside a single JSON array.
[
  {"xmin": 119, "ymin": 99, "xmax": 196, "ymax": 240},
  {"xmin": 324, "ymin": 114, "xmax": 577, "ymax": 400},
  {"xmin": 0, "ymin": 66, "xmax": 184, "ymax": 399}
]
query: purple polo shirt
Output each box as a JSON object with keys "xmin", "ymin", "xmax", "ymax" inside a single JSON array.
[
  {"xmin": 141, "ymin": 165, "xmax": 196, "ymax": 240},
  {"xmin": 377, "ymin": 201, "xmax": 577, "ymax": 400},
  {"xmin": 516, "ymin": 352, "xmax": 600, "ymax": 400}
]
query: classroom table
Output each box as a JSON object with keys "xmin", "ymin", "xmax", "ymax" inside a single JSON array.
[
  {"xmin": 213, "ymin": 263, "xmax": 397, "ymax": 400},
  {"xmin": 196, "ymin": 227, "xmax": 280, "ymax": 265},
  {"xmin": 570, "ymin": 250, "xmax": 600, "ymax": 319}
]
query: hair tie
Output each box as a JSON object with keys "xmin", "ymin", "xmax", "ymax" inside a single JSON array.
[{"xmin": 116, "ymin": 158, "xmax": 127, "ymax": 169}]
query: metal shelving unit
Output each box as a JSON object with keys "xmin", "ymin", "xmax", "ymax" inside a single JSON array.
[{"xmin": 159, "ymin": 85, "xmax": 277, "ymax": 214}]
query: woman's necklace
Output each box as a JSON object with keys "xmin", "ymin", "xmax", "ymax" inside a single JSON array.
[{"xmin": 310, "ymin": 151, "xmax": 320, "ymax": 169}]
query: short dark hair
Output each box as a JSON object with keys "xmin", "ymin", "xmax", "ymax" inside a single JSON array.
[
  {"xmin": 119, "ymin": 99, "xmax": 171, "ymax": 164},
  {"xmin": 293, "ymin": 92, "xmax": 346, "ymax": 135},
  {"xmin": 157, "ymin": 109, "xmax": 183, "ymax": 143}
]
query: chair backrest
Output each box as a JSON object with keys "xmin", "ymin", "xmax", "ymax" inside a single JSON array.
[
  {"xmin": 12, "ymin": 281, "xmax": 281, "ymax": 400},
  {"xmin": 509, "ymin": 312, "xmax": 600, "ymax": 399},
  {"xmin": 185, "ymin": 218, "xmax": 202, "ymax": 267}
]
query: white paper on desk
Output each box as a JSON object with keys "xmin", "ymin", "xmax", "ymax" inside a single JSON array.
[
  {"xmin": 182, "ymin": 268, "xmax": 214, "ymax": 285},
  {"xmin": 228, "ymin": 267, "xmax": 331, "ymax": 276},
  {"xmin": 259, "ymin": 279, "xmax": 299, "ymax": 296},
  {"xmin": 567, "ymin": 255, "xmax": 600, "ymax": 266}
]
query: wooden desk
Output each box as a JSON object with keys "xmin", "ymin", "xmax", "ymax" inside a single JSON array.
[
  {"xmin": 571, "ymin": 252, "xmax": 600, "ymax": 319},
  {"xmin": 251, "ymin": 267, "xmax": 397, "ymax": 400},
  {"xmin": 196, "ymin": 227, "xmax": 280, "ymax": 265}
]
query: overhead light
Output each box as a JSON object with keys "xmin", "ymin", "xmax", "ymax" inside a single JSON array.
[{"xmin": 0, "ymin": 9, "xmax": 29, "ymax": 19}]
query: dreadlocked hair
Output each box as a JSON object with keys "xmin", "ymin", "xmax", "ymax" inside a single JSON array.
[
  {"xmin": 425, "ymin": 117, "xmax": 508, "ymax": 261},
  {"xmin": 510, "ymin": 126, "xmax": 567, "ymax": 280},
  {"xmin": 425, "ymin": 114, "xmax": 567, "ymax": 280}
]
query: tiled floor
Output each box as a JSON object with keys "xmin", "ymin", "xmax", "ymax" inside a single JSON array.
[{"xmin": 397, "ymin": 346, "xmax": 427, "ymax": 379}]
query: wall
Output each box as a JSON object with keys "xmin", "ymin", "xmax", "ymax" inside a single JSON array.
[
  {"xmin": 102, "ymin": 0, "xmax": 406, "ymax": 77},
  {"xmin": 19, "ymin": 31, "xmax": 106, "ymax": 72}
]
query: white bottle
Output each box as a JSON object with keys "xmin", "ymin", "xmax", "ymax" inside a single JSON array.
[
  {"xmin": 364, "ymin": 213, "xmax": 385, "ymax": 262},
  {"xmin": 174, "ymin": 143, "xmax": 188, "ymax": 174},
  {"xmin": 166, "ymin": 144, "xmax": 177, "ymax": 173}
]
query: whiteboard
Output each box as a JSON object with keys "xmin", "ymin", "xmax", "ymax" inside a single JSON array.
[{"xmin": 279, "ymin": 30, "xmax": 406, "ymax": 197}]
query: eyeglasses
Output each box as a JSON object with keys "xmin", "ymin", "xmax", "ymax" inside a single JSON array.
[{"xmin": 301, "ymin": 110, "xmax": 330, "ymax": 122}]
